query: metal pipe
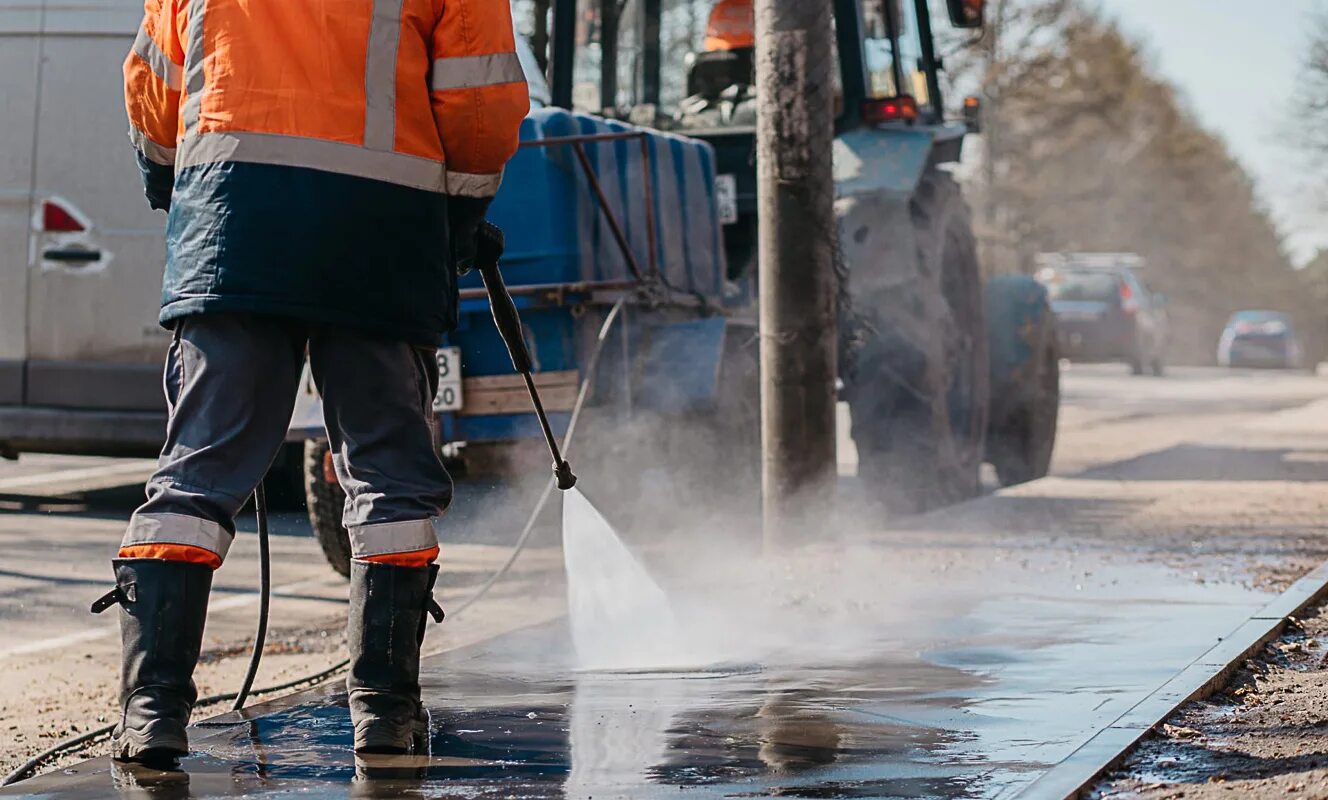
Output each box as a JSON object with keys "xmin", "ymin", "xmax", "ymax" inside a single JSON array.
[
  {"xmin": 519, "ymin": 130, "xmax": 648, "ymax": 147},
  {"xmin": 600, "ymin": 0, "xmax": 620, "ymax": 112},
  {"xmin": 913, "ymin": 0, "xmax": 945, "ymax": 122},
  {"xmin": 458, "ymin": 278, "xmax": 639, "ymax": 301},
  {"xmin": 572, "ymin": 142, "xmax": 648, "ymax": 281},
  {"xmin": 641, "ymin": 0, "xmax": 662, "ymax": 105},
  {"xmin": 637, "ymin": 135, "xmax": 660, "ymax": 277},
  {"xmin": 549, "ymin": 0, "xmax": 577, "ymax": 108}
]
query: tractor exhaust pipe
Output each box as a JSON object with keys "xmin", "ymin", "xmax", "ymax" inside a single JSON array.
[{"xmin": 475, "ymin": 221, "xmax": 578, "ymax": 491}]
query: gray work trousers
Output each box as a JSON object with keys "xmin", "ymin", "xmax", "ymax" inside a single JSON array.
[{"xmin": 121, "ymin": 314, "xmax": 452, "ymax": 565}]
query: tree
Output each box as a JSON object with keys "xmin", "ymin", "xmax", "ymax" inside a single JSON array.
[{"xmin": 954, "ymin": 0, "xmax": 1306, "ymax": 363}]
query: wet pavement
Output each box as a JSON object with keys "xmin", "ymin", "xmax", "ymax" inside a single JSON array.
[
  {"xmin": 6, "ymin": 365, "xmax": 1328, "ymax": 798},
  {"xmin": 3, "ymin": 552, "xmax": 1274, "ymax": 799}
]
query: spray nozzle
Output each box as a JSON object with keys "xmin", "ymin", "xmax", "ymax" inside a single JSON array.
[{"xmin": 555, "ymin": 460, "xmax": 578, "ymax": 491}]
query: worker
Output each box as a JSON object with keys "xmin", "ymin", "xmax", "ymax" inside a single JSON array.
[
  {"xmin": 704, "ymin": 0, "xmax": 755, "ymax": 51},
  {"xmin": 93, "ymin": 0, "xmax": 529, "ymax": 760}
]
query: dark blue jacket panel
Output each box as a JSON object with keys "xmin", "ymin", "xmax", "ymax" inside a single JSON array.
[{"xmin": 161, "ymin": 161, "xmax": 454, "ymax": 346}]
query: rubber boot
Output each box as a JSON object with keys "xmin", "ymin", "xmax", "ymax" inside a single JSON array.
[
  {"xmin": 91, "ymin": 559, "xmax": 212, "ymax": 764},
  {"xmin": 346, "ymin": 561, "xmax": 444, "ymax": 754}
]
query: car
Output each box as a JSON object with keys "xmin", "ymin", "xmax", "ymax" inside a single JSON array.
[
  {"xmin": 1036, "ymin": 253, "xmax": 1168, "ymax": 376},
  {"xmin": 1217, "ymin": 310, "xmax": 1304, "ymax": 369}
]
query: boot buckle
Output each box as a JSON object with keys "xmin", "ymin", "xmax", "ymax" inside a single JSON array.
[
  {"xmin": 91, "ymin": 582, "xmax": 136, "ymax": 614},
  {"xmin": 427, "ymin": 598, "xmax": 445, "ymax": 624}
]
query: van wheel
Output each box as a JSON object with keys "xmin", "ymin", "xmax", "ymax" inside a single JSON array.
[
  {"xmin": 304, "ymin": 439, "xmax": 351, "ymax": 579},
  {"xmin": 846, "ymin": 170, "xmax": 990, "ymax": 513}
]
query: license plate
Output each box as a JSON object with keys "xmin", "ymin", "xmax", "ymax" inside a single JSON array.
[
  {"xmin": 433, "ymin": 346, "xmax": 463, "ymax": 412},
  {"xmin": 715, "ymin": 173, "xmax": 738, "ymax": 225},
  {"xmin": 1058, "ymin": 310, "xmax": 1102, "ymax": 322}
]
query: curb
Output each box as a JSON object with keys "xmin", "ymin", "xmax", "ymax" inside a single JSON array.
[{"xmin": 1016, "ymin": 559, "xmax": 1328, "ymax": 800}]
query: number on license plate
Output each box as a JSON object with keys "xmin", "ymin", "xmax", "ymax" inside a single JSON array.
[{"xmin": 432, "ymin": 346, "xmax": 464, "ymax": 412}]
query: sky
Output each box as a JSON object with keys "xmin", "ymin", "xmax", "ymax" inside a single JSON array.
[{"xmin": 1097, "ymin": 0, "xmax": 1326, "ymax": 265}]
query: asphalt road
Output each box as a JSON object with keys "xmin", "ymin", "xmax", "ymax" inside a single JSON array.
[{"xmin": 1, "ymin": 363, "xmax": 1326, "ymax": 784}]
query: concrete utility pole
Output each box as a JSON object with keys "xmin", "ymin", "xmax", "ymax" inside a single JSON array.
[{"xmin": 754, "ymin": 0, "xmax": 838, "ymax": 545}]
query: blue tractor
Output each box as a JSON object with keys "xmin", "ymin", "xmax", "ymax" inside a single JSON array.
[{"xmin": 303, "ymin": 0, "xmax": 1059, "ymax": 574}]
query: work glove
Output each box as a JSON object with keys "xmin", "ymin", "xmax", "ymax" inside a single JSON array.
[
  {"xmin": 447, "ymin": 195, "xmax": 493, "ymax": 275},
  {"xmin": 135, "ymin": 150, "xmax": 174, "ymax": 213}
]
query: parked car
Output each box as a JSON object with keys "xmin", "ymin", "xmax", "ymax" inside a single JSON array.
[
  {"xmin": 1217, "ymin": 310, "xmax": 1304, "ymax": 369},
  {"xmin": 1036, "ymin": 253, "xmax": 1168, "ymax": 376}
]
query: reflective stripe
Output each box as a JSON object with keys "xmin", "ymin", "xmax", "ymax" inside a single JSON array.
[
  {"xmin": 177, "ymin": 131, "xmax": 446, "ymax": 193},
  {"xmin": 122, "ymin": 512, "xmax": 233, "ymax": 561},
  {"xmin": 364, "ymin": 0, "xmax": 406, "ymax": 150},
  {"xmin": 132, "ymin": 24, "xmax": 182, "ymax": 91},
  {"xmin": 445, "ymin": 168, "xmax": 503, "ymax": 198},
  {"xmin": 347, "ymin": 519, "xmax": 439, "ymax": 559},
  {"xmin": 181, "ymin": 0, "xmax": 208, "ymax": 133},
  {"xmin": 430, "ymin": 52, "xmax": 526, "ymax": 92},
  {"xmin": 129, "ymin": 126, "xmax": 177, "ymax": 166},
  {"xmin": 359, "ymin": 545, "xmax": 440, "ymax": 568}
]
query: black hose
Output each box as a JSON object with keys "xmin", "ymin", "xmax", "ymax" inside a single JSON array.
[{"xmin": 231, "ymin": 482, "xmax": 271, "ymax": 711}]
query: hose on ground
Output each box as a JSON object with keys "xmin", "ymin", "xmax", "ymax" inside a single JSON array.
[
  {"xmin": 1, "ymin": 297, "xmax": 627, "ymax": 787},
  {"xmin": 231, "ymin": 481, "xmax": 271, "ymax": 712}
]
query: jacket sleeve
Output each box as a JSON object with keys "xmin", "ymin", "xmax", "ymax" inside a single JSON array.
[
  {"xmin": 124, "ymin": 0, "xmax": 184, "ymax": 210},
  {"xmin": 430, "ymin": 0, "xmax": 530, "ymax": 199}
]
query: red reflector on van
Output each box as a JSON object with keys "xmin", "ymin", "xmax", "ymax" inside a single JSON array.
[{"xmin": 42, "ymin": 200, "xmax": 86, "ymax": 233}]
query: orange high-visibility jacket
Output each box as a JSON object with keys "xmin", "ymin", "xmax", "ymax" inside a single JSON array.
[
  {"xmin": 123, "ymin": 0, "xmax": 530, "ymax": 345},
  {"xmin": 125, "ymin": 0, "xmax": 530, "ymax": 198}
]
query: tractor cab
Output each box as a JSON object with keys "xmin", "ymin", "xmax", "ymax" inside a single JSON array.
[{"xmin": 517, "ymin": 0, "xmax": 985, "ymax": 284}]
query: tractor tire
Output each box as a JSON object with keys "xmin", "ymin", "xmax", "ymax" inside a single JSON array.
[
  {"xmin": 845, "ymin": 170, "xmax": 990, "ymax": 514},
  {"xmin": 985, "ymin": 277, "xmax": 1059, "ymax": 487},
  {"xmin": 303, "ymin": 438, "xmax": 352, "ymax": 579}
]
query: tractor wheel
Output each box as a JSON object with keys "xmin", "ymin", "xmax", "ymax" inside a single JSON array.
[
  {"xmin": 846, "ymin": 170, "xmax": 990, "ymax": 514},
  {"xmin": 985, "ymin": 277, "xmax": 1059, "ymax": 487},
  {"xmin": 303, "ymin": 438, "xmax": 351, "ymax": 579}
]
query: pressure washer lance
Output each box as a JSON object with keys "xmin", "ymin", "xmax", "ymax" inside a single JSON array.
[{"xmin": 474, "ymin": 220, "xmax": 577, "ymax": 491}]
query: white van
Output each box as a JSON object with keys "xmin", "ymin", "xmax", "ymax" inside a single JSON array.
[{"xmin": 1, "ymin": 0, "xmax": 170, "ymax": 458}]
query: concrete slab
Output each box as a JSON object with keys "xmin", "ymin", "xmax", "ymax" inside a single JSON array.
[{"xmin": 0, "ymin": 542, "xmax": 1288, "ymax": 799}]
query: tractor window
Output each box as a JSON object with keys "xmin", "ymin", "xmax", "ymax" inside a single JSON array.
[
  {"xmin": 525, "ymin": 0, "xmax": 842, "ymax": 129},
  {"xmin": 862, "ymin": 0, "xmax": 927, "ymax": 102},
  {"xmin": 545, "ymin": 0, "xmax": 717, "ymax": 117}
]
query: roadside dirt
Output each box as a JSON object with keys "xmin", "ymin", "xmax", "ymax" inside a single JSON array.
[
  {"xmin": 1094, "ymin": 601, "xmax": 1328, "ymax": 799},
  {"xmin": 0, "ymin": 543, "xmax": 565, "ymax": 781},
  {"xmin": 0, "ymin": 611, "xmax": 348, "ymax": 779}
]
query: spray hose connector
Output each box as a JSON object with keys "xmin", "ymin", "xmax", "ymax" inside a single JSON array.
[
  {"xmin": 475, "ymin": 221, "xmax": 578, "ymax": 492},
  {"xmin": 554, "ymin": 459, "xmax": 577, "ymax": 491}
]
